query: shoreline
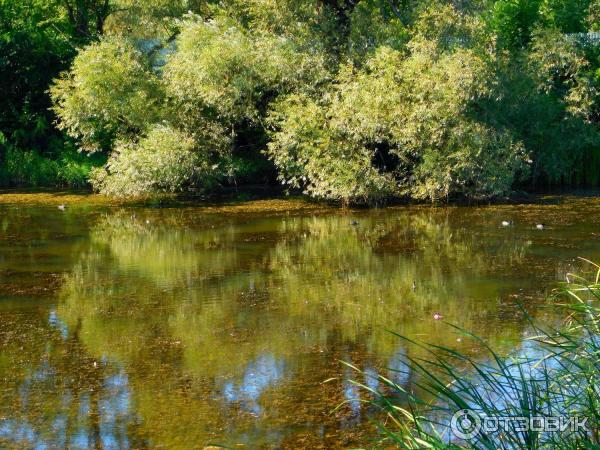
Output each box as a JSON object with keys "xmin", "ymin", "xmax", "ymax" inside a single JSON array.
[{"xmin": 0, "ymin": 187, "xmax": 599, "ymax": 212}]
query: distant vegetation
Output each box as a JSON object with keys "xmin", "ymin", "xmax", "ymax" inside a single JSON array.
[{"xmin": 2, "ymin": 0, "xmax": 600, "ymax": 203}]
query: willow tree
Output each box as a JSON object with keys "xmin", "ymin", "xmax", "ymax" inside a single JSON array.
[{"xmin": 267, "ymin": 5, "xmax": 529, "ymax": 203}]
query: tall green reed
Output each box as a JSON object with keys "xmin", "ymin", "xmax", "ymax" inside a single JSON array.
[{"xmin": 348, "ymin": 259, "xmax": 600, "ymax": 449}]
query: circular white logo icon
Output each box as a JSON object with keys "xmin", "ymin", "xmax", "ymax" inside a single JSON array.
[{"xmin": 451, "ymin": 409, "xmax": 482, "ymax": 440}]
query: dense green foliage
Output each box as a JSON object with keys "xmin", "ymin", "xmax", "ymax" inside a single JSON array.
[
  {"xmin": 90, "ymin": 124, "xmax": 218, "ymax": 196},
  {"xmin": 0, "ymin": 0, "xmax": 71, "ymax": 186},
  {"xmin": 2, "ymin": 0, "xmax": 600, "ymax": 201},
  {"xmin": 51, "ymin": 37, "xmax": 165, "ymax": 152}
]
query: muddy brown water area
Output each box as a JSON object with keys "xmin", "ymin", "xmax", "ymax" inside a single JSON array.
[{"xmin": 0, "ymin": 191, "xmax": 599, "ymax": 448}]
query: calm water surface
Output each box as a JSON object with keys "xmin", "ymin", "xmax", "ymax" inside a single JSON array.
[{"xmin": 1, "ymin": 195, "xmax": 599, "ymax": 449}]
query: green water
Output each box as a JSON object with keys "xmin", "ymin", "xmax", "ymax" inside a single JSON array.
[{"xmin": 1, "ymin": 195, "xmax": 600, "ymax": 449}]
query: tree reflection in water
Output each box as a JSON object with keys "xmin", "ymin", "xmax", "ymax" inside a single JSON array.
[{"xmin": 1, "ymin": 200, "xmax": 599, "ymax": 448}]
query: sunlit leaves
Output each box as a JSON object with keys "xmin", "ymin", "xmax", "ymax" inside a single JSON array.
[
  {"xmin": 50, "ymin": 38, "xmax": 164, "ymax": 152},
  {"xmin": 90, "ymin": 124, "xmax": 218, "ymax": 196},
  {"xmin": 45, "ymin": 0, "xmax": 600, "ymax": 199},
  {"xmin": 267, "ymin": 6, "xmax": 529, "ymax": 203},
  {"xmin": 163, "ymin": 16, "xmax": 328, "ymax": 124}
]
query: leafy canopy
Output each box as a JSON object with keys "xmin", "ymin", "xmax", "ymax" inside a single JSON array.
[{"xmin": 40, "ymin": 0, "xmax": 600, "ymax": 200}]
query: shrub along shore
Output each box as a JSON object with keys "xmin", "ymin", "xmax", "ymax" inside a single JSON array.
[{"xmin": 2, "ymin": 1, "xmax": 600, "ymax": 205}]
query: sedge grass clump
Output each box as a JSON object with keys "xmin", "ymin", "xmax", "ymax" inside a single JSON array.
[{"xmin": 349, "ymin": 259, "xmax": 600, "ymax": 449}]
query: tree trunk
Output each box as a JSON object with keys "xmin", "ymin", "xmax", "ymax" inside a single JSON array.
[{"xmin": 64, "ymin": 0, "xmax": 111, "ymax": 40}]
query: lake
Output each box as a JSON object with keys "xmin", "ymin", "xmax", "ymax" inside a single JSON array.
[{"xmin": 1, "ymin": 194, "xmax": 599, "ymax": 449}]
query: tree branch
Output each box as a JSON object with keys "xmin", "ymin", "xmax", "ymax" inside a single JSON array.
[{"xmin": 385, "ymin": 0, "xmax": 404, "ymax": 21}]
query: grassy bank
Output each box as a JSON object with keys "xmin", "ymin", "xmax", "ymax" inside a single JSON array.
[{"xmin": 0, "ymin": 145, "xmax": 105, "ymax": 189}]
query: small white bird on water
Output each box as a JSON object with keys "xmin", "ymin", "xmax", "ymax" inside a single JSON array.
[
  {"xmin": 501, "ymin": 220, "xmax": 513, "ymax": 227},
  {"xmin": 536, "ymin": 224, "xmax": 545, "ymax": 230},
  {"xmin": 58, "ymin": 204, "xmax": 66, "ymax": 211}
]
